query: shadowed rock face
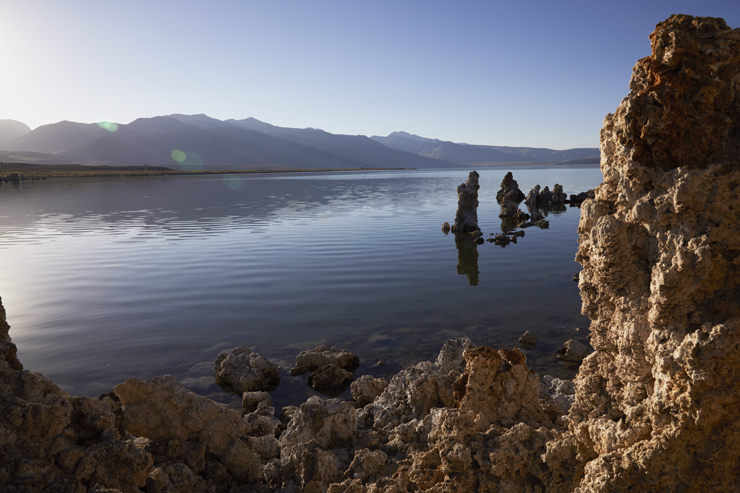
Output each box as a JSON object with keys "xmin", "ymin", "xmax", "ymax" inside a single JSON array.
[
  {"xmin": 568, "ymin": 14, "xmax": 740, "ymax": 491},
  {"xmin": 451, "ymin": 171, "xmax": 480, "ymax": 234}
]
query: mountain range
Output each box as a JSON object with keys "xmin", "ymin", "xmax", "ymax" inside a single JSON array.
[{"xmin": 0, "ymin": 116, "xmax": 599, "ymax": 170}]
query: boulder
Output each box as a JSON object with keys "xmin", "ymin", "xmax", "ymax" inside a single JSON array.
[
  {"xmin": 350, "ymin": 375, "xmax": 389, "ymax": 407},
  {"xmin": 214, "ymin": 346, "xmax": 280, "ymax": 393},
  {"xmin": 307, "ymin": 363, "xmax": 354, "ymax": 393},
  {"xmin": 518, "ymin": 331, "xmax": 539, "ymax": 349},
  {"xmin": 290, "ymin": 345, "xmax": 360, "ymax": 376},
  {"xmin": 555, "ymin": 339, "xmax": 590, "ymax": 363}
]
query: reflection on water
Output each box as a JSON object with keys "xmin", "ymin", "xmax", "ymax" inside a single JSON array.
[
  {"xmin": 455, "ymin": 236, "xmax": 480, "ymax": 286},
  {"xmin": 0, "ymin": 167, "xmax": 603, "ymax": 409}
]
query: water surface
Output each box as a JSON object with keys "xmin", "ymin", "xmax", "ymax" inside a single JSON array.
[{"xmin": 0, "ymin": 167, "xmax": 602, "ymax": 408}]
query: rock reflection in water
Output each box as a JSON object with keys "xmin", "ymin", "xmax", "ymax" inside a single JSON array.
[{"xmin": 455, "ymin": 236, "xmax": 479, "ymax": 286}]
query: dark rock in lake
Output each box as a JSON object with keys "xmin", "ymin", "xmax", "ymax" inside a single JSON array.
[
  {"xmin": 496, "ymin": 171, "xmax": 525, "ymax": 204},
  {"xmin": 307, "ymin": 363, "xmax": 354, "ymax": 393},
  {"xmin": 569, "ymin": 189, "xmax": 595, "ymax": 205},
  {"xmin": 451, "ymin": 171, "xmax": 481, "ymax": 235},
  {"xmin": 518, "ymin": 331, "xmax": 539, "ymax": 349},
  {"xmin": 214, "ymin": 346, "xmax": 281, "ymax": 393},
  {"xmin": 498, "ymin": 198, "xmax": 518, "ymax": 218},
  {"xmin": 441, "ymin": 221, "xmax": 451, "ymax": 233},
  {"xmin": 290, "ymin": 345, "xmax": 360, "ymax": 376},
  {"xmin": 556, "ymin": 339, "xmax": 591, "ymax": 363}
]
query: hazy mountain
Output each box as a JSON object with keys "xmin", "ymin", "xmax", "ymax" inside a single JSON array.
[
  {"xmin": 6, "ymin": 121, "xmax": 108, "ymax": 154},
  {"xmin": 230, "ymin": 119, "xmax": 453, "ymax": 169},
  {"xmin": 4, "ymin": 115, "xmax": 454, "ymax": 169},
  {"xmin": 0, "ymin": 120, "xmax": 32, "ymax": 149},
  {"xmin": 371, "ymin": 131, "xmax": 600, "ymax": 164},
  {"xmin": 2, "ymin": 114, "xmax": 599, "ymax": 169}
]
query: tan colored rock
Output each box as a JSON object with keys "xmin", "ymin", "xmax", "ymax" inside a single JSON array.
[
  {"xmin": 454, "ymin": 347, "xmax": 553, "ymax": 428},
  {"xmin": 351, "ymin": 375, "xmax": 389, "ymax": 407},
  {"xmin": 308, "ymin": 362, "xmax": 354, "ymax": 393},
  {"xmin": 291, "ymin": 345, "xmax": 360, "ymax": 376},
  {"xmin": 114, "ymin": 375, "xmax": 245, "ymax": 457},
  {"xmin": 556, "ymin": 339, "xmax": 591, "ymax": 363},
  {"xmin": 214, "ymin": 346, "xmax": 280, "ymax": 393},
  {"xmin": 569, "ymin": 14, "xmax": 740, "ymax": 491}
]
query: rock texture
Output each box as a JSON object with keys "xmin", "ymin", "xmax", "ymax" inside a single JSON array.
[
  {"xmin": 214, "ymin": 346, "xmax": 281, "ymax": 393},
  {"xmin": 451, "ymin": 171, "xmax": 481, "ymax": 234},
  {"xmin": 496, "ymin": 171, "xmax": 526, "ymax": 204},
  {"xmin": 291, "ymin": 345, "xmax": 360, "ymax": 376},
  {"xmin": 570, "ymin": 14, "xmax": 740, "ymax": 491}
]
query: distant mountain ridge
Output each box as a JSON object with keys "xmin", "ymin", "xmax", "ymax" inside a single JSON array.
[
  {"xmin": 0, "ymin": 115, "xmax": 599, "ymax": 169},
  {"xmin": 371, "ymin": 131, "xmax": 600, "ymax": 164}
]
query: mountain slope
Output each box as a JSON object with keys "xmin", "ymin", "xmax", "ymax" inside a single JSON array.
[
  {"xmin": 229, "ymin": 119, "xmax": 453, "ymax": 169},
  {"xmin": 372, "ymin": 131, "xmax": 599, "ymax": 164},
  {"xmin": 0, "ymin": 120, "xmax": 31, "ymax": 149},
  {"xmin": 6, "ymin": 121, "xmax": 108, "ymax": 154}
]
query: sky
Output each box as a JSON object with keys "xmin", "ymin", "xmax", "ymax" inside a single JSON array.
[{"xmin": 1, "ymin": 1, "xmax": 739, "ymax": 149}]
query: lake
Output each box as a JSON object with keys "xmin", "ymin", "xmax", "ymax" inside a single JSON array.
[{"xmin": 0, "ymin": 166, "xmax": 602, "ymax": 409}]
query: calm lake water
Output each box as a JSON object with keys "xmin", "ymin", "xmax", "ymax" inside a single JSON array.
[{"xmin": 0, "ymin": 167, "xmax": 602, "ymax": 408}]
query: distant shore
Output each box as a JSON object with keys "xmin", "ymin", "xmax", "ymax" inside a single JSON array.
[
  {"xmin": 0, "ymin": 163, "xmax": 414, "ymax": 181},
  {"xmin": 0, "ymin": 161, "xmax": 600, "ymax": 182}
]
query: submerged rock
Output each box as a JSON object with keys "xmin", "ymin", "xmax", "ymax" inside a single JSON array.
[
  {"xmin": 290, "ymin": 345, "xmax": 360, "ymax": 376},
  {"xmin": 307, "ymin": 363, "xmax": 354, "ymax": 393},
  {"xmin": 214, "ymin": 346, "xmax": 281, "ymax": 393},
  {"xmin": 451, "ymin": 171, "xmax": 481, "ymax": 234},
  {"xmin": 556, "ymin": 339, "xmax": 590, "ymax": 363},
  {"xmin": 518, "ymin": 331, "xmax": 539, "ymax": 349}
]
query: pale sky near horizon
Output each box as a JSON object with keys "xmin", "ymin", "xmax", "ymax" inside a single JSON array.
[{"xmin": 2, "ymin": 1, "xmax": 739, "ymax": 149}]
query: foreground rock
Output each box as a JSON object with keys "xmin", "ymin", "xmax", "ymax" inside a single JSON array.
[
  {"xmin": 569, "ymin": 14, "xmax": 740, "ymax": 491},
  {"xmin": 451, "ymin": 170, "xmax": 481, "ymax": 234},
  {"xmin": 214, "ymin": 346, "xmax": 281, "ymax": 393}
]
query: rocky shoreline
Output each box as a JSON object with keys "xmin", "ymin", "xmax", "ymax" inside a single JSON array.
[{"xmin": 2, "ymin": 14, "xmax": 740, "ymax": 492}]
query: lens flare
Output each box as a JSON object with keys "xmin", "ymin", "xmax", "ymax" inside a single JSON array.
[
  {"xmin": 97, "ymin": 121, "xmax": 118, "ymax": 132},
  {"xmin": 171, "ymin": 150, "xmax": 204, "ymax": 170},
  {"xmin": 224, "ymin": 175, "xmax": 244, "ymax": 191},
  {"xmin": 171, "ymin": 150, "xmax": 187, "ymax": 163}
]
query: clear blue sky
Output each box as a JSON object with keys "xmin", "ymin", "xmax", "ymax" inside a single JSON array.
[{"xmin": 2, "ymin": 1, "xmax": 739, "ymax": 149}]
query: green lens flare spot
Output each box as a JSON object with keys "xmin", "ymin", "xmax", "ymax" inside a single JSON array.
[
  {"xmin": 171, "ymin": 150, "xmax": 187, "ymax": 163},
  {"xmin": 97, "ymin": 121, "xmax": 118, "ymax": 132}
]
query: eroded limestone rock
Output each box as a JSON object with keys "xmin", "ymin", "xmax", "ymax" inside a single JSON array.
[
  {"xmin": 451, "ymin": 171, "xmax": 481, "ymax": 235},
  {"xmin": 308, "ymin": 362, "xmax": 354, "ymax": 393},
  {"xmin": 496, "ymin": 171, "xmax": 526, "ymax": 204},
  {"xmin": 214, "ymin": 346, "xmax": 281, "ymax": 393},
  {"xmin": 291, "ymin": 345, "xmax": 360, "ymax": 376},
  {"xmin": 569, "ymin": 14, "xmax": 740, "ymax": 491},
  {"xmin": 351, "ymin": 375, "xmax": 389, "ymax": 407}
]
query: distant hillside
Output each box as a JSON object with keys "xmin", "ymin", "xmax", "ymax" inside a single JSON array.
[
  {"xmin": 1, "ymin": 115, "xmax": 599, "ymax": 169},
  {"xmin": 3, "ymin": 115, "xmax": 454, "ymax": 170},
  {"xmin": 371, "ymin": 131, "xmax": 599, "ymax": 164},
  {"xmin": 0, "ymin": 120, "xmax": 32, "ymax": 148}
]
